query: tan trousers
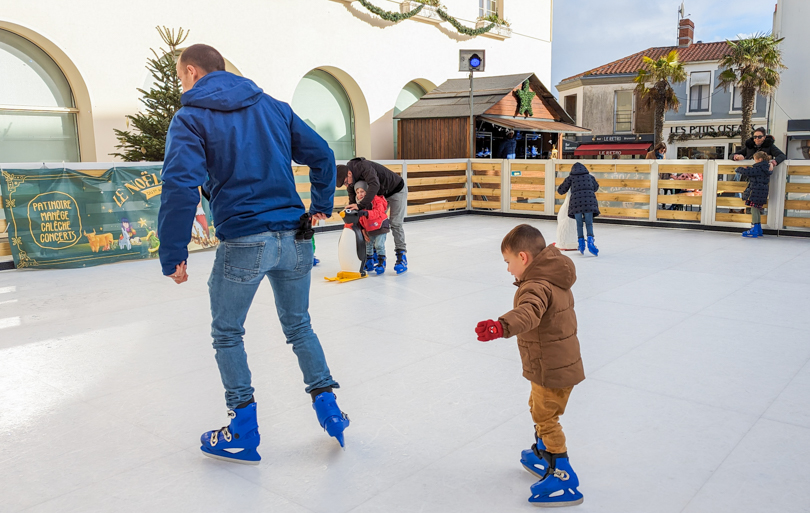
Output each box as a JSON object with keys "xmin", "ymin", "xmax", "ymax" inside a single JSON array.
[{"xmin": 529, "ymin": 382, "xmax": 573, "ymax": 454}]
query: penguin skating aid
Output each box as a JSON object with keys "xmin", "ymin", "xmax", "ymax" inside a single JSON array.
[{"xmin": 325, "ymin": 209, "xmax": 369, "ymax": 283}]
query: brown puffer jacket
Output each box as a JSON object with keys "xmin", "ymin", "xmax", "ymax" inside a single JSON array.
[{"xmin": 499, "ymin": 245, "xmax": 585, "ymax": 389}]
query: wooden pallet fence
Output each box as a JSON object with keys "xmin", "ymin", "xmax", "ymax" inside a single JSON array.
[
  {"xmin": 407, "ymin": 161, "xmax": 468, "ymax": 215},
  {"xmin": 713, "ymin": 163, "xmax": 770, "ymax": 224},
  {"xmin": 657, "ymin": 163, "xmax": 704, "ymax": 222},
  {"xmin": 554, "ymin": 162, "xmax": 652, "ymax": 218},
  {"xmin": 784, "ymin": 164, "xmax": 810, "ymax": 228},
  {"xmin": 509, "ymin": 162, "xmax": 544, "ymax": 212},
  {"xmin": 471, "ymin": 161, "xmax": 502, "ymax": 211}
]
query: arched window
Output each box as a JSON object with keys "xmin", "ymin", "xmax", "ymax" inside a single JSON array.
[
  {"xmin": 0, "ymin": 29, "xmax": 80, "ymax": 162},
  {"xmin": 292, "ymin": 69, "xmax": 355, "ymax": 160},
  {"xmin": 394, "ymin": 81, "xmax": 427, "ymax": 158}
]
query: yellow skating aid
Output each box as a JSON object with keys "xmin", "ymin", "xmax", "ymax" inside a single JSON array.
[{"xmin": 324, "ymin": 271, "xmax": 367, "ymax": 283}]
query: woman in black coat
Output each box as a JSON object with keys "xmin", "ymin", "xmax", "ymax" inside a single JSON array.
[
  {"xmin": 557, "ymin": 162, "xmax": 600, "ymax": 255},
  {"xmin": 736, "ymin": 151, "xmax": 773, "ymax": 238},
  {"xmin": 733, "ymin": 128, "xmax": 786, "ymax": 164}
]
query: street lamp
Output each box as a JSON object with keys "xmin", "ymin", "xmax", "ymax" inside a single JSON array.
[{"xmin": 459, "ymin": 50, "xmax": 485, "ymax": 159}]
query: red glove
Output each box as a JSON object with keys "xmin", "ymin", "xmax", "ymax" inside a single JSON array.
[{"xmin": 475, "ymin": 319, "xmax": 503, "ymax": 341}]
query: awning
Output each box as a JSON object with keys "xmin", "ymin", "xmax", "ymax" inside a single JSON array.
[
  {"xmin": 573, "ymin": 143, "xmax": 651, "ymax": 156},
  {"xmin": 480, "ymin": 116, "xmax": 590, "ymax": 134}
]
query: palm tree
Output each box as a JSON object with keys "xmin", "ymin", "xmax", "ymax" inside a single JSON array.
[
  {"xmin": 634, "ymin": 50, "xmax": 687, "ymax": 145},
  {"xmin": 717, "ymin": 34, "xmax": 786, "ymax": 145}
]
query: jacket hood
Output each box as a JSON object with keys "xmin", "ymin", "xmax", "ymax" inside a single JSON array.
[
  {"xmin": 745, "ymin": 135, "xmax": 775, "ymax": 150},
  {"xmin": 517, "ymin": 245, "xmax": 576, "ymax": 290},
  {"xmin": 753, "ymin": 160, "xmax": 772, "ymax": 174},
  {"xmin": 570, "ymin": 162, "xmax": 589, "ymax": 175},
  {"xmin": 181, "ymin": 71, "xmax": 263, "ymax": 111}
]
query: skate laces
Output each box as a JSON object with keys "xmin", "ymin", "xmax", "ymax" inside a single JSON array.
[
  {"xmin": 552, "ymin": 468, "xmax": 570, "ymax": 480},
  {"xmin": 209, "ymin": 410, "xmax": 236, "ymax": 446}
]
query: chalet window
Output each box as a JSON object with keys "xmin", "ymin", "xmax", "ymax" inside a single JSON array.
[
  {"xmin": 689, "ymin": 72, "xmax": 711, "ymax": 113},
  {"xmin": 564, "ymin": 95, "xmax": 577, "ymax": 125},
  {"xmin": 614, "ymin": 90, "xmax": 632, "ymax": 133}
]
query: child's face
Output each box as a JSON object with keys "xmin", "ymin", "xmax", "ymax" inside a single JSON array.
[
  {"xmin": 503, "ymin": 250, "xmax": 532, "ymax": 281},
  {"xmin": 355, "ymin": 188, "xmax": 366, "ymax": 203}
]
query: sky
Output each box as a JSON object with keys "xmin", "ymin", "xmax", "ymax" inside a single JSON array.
[{"xmin": 550, "ymin": 0, "xmax": 777, "ymax": 96}]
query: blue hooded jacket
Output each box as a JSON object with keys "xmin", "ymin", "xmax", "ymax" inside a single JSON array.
[{"xmin": 158, "ymin": 71, "xmax": 336, "ymax": 276}]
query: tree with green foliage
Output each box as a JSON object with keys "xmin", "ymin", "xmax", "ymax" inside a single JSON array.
[
  {"xmin": 112, "ymin": 26, "xmax": 189, "ymax": 161},
  {"xmin": 717, "ymin": 34, "xmax": 786, "ymax": 144},
  {"xmin": 634, "ymin": 50, "xmax": 687, "ymax": 145}
]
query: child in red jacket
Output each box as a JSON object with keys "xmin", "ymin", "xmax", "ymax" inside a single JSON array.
[{"xmin": 354, "ymin": 181, "xmax": 390, "ymax": 274}]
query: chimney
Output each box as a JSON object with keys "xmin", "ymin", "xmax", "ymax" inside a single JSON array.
[{"xmin": 678, "ymin": 18, "xmax": 695, "ymax": 47}]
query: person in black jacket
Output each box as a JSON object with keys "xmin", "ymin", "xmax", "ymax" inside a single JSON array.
[
  {"xmin": 336, "ymin": 158, "xmax": 408, "ymax": 273},
  {"xmin": 736, "ymin": 151, "xmax": 774, "ymax": 238},
  {"xmin": 499, "ymin": 130, "xmax": 517, "ymax": 159},
  {"xmin": 733, "ymin": 128, "xmax": 786, "ymax": 164},
  {"xmin": 556, "ymin": 162, "xmax": 600, "ymax": 256}
]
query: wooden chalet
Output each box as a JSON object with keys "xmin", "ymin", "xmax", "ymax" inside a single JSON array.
[{"xmin": 394, "ymin": 73, "xmax": 589, "ymax": 160}]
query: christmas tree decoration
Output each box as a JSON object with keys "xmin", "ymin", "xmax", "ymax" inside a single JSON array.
[
  {"xmin": 358, "ymin": 0, "xmax": 423, "ymax": 22},
  {"xmin": 514, "ymin": 80, "xmax": 535, "ymax": 117},
  {"xmin": 112, "ymin": 26, "xmax": 189, "ymax": 162}
]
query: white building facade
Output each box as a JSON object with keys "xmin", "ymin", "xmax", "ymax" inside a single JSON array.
[{"xmin": 0, "ymin": 0, "xmax": 553, "ymax": 163}]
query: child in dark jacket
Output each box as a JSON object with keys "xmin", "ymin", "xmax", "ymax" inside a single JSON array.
[
  {"xmin": 556, "ymin": 162, "xmax": 600, "ymax": 255},
  {"xmin": 475, "ymin": 224, "xmax": 585, "ymax": 507},
  {"xmin": 736, "ymin": 151, "xmax": 774, "ymax": 238},
  {"xmin": 354, "ymin": 181, "xmax": 390, "ymax": 274}
]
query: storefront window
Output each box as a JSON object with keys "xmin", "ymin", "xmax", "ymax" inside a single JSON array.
[
  {"xmin": 677, "ymin": 146, "xmax": 724, "ymax": 160},
  {"xmin": 292, "ymin": 69, "xmax": 355, "ymax": 160},
  {"xmin": 614, "ymin": 91, "xmax": 632, "ymax": 133},
  {"xmin": 0, "ymin": 29, "xmax": 79, "ymax": 162}
]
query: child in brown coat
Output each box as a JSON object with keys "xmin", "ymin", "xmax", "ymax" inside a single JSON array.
[{"xmin": 476, "ymin": 224, "xmax": 585, "ymax": 507}]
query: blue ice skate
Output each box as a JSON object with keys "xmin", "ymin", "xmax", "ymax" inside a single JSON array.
[
  {"xmin": 394, "ymin": 250, "xmax": 408, "ymax": 274},
  {"xmin": 586, "ymin": 236, "xmax": 599, "ymax": 256},
  {"xmin": 313, "ymin": 255, "xmax": 320, "ymax": 267},
  {"xmin": 520, "ymin": 435, "xmax": 547, "ymax": 478},
  {"xmin": 742, "ymin": 224, "xmax": 762, "ymax": 238},
  {"xmin": 313, "ymin": 392, "xmax": 350, "ymax": 448},
  {"xmin": 200, "ymin": 402, "xmax": 261, "ymax": 465},
  {"xmin": 364, "ymin": 251, "xmax": 377, "ymax": 272},
  {"xmin": 577, "ymin": 238, "xmax": 585, "ymax": 255},
  {"xmin": 528, "ymin": 454, "xmax": 584, "ymax": 507},
  {"xmin": 375, "ymin": 255, "xmax": 386, "ymax": 275}
]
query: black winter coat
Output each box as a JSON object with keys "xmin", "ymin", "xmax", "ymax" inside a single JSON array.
[
  {"xmin": 557, "ymin": 163, "xmax": 600, "ymax": 219},
  {"xmin": 737, "ymin": 160, "xmax": 772, "ymax": 209},
  {"xmin": 346, "ymin": 158, "xmax": 405, "ymax": 210},
  {"xmin": 734, "ymin": 135, "xmax": 786, "ymax": 164}
]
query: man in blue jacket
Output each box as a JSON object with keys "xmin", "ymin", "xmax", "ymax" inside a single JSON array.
[{"xmin": 158, "ymin": 44, "xmax": 350, "ymax": 464}]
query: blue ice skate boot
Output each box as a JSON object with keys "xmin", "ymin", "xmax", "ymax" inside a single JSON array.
[
  {"xmin": 528, "ymin": 452, "xmax": 584, "ymax": 507},
  {"xmin": 577, "ymin": 237, "xmax": 585, "ymax": 255},
  {"xmin": 587, "ymin": 236, "xmax": 599, "ymax": 256},
  {"xmin": 313, "ymin": 255, "xmax": 320, "ymax": 267},
  {"xmin": 520, "ymin": 434, "xmax": 547, "ymax": 478},
  {"xmin": 394, "ymin": 250, "xmax": 408, "ymax": 274},
  {"xmin": 200, "ymin": 401, "xmax": 261, "ymax": 465},
  {"xmin": 755, "ymin": 223, "xmax": 764, "ymax": 237},
  {"xmin": 375, "ymin": 255, "xmax": 386, "ymax": 275},
  {"xmin": 742, "ymin": 224, "xmax": 760, "ymax": 238},
  {"xmin": 364, "ymin": 253, "xmax": 377, "ymax": 272},
  {"xmin": 313, "ymin": 392, "xmax": 350, "ymax": 448}
]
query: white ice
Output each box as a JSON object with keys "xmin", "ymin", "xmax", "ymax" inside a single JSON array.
[{"xmin": 1, "ymin": 216, "xmax": 810, "ymax": 513}]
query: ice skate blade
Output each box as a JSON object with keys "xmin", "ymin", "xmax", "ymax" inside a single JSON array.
[
  {"xmin": 200, "ymin": 448, "xmax": 260, "ymax": 465},
  {"xmin": 531, "ymin": 497, "xmax": 584, "ymax": 508},
  {"xmin": 522, "ymin": 462, "xmax": 545, "ymax": 479}
]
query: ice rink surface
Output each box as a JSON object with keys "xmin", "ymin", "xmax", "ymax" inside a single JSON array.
[{"xmin": 2, "ymin": 215, "xmax": 810, "ymax": 513}]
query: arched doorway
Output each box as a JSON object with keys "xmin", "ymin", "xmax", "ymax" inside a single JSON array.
[
  {"xmin": 393, "ymin": 81, "xmax": 428, "ymax": 159},
  {"xmin": 291, "ymin": 69, "xmax": 356, "ymax": 160},
  {"xmin": 0, "ymin": 28, "xmax": 82, "ymax": 162}
]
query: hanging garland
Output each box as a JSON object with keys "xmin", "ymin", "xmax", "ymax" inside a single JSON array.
[
  {"xmin": 668, "ymin": 129, "xmax": 742, "ymax": 144},
  {"xmin": 436, "ymin": 7, "xmax": 495, "ymax": 36},
  {"xmin": 357, "ymin": 0, "xmax": 423, "ymax": 22}
]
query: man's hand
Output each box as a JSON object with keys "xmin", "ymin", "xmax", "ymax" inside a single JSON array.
[
  {"xmin": 311, "ymin": 213, "xmax": 328, "ymax": 226},
  {"xmin": 168, "ymin": 262, "xmax": 188, "ymax": 284},
  {"xmin": 475, "ymin": 319, "xmax": 503, "ymax": 341},
  {"xmin": 733, "ymin": 154, "xmax": 744, "ymax": 161},
  {"xmin": 346, "ymin": 204, "xmax": 358, "ymax": 211}
]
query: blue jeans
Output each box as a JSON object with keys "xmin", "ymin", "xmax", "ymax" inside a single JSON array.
[
  {"xmin": 208, "ymin": 230, "xmax": 339, "ymax": 409},
  {"xmin": 574, "ymin": 213, "xmax": 594, "ymax": 239},
  {"xmin": 366, "ymin": 233, "xmax": 387, "ymax": 257}
]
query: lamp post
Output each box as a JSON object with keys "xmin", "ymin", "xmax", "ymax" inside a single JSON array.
[{"xmin": 459, "ymin": 50, "xmax": 485, "ymax": 158}]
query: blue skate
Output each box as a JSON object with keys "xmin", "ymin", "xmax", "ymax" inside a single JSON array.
[
  {"xmin": 528, "ymin": 453, "xmax": 584, "ymax": 507},
  {"xmin": 394, "ymin": 250, "xmax": 408, "ymax": 274},
  {"xmin": 364, "ymin": 252, "xmax": 377, "ymax": 272},
  {"xmin": 586, "ymin": 236, "xmax": 599, "ymax": 256},
  {"xmin": 200, "ymin": 402, "xmax": 261, "ymax": 465},
  {"xmin": 577, "ymin": 238, "xmax": 585, "ymax": 255},
  {"xmin": 375, "ymin": 255, "xmax": 386, "ymax": 275},
  {"xmin": 313, "ymin": 392, "xmax": 350, "ymax": 448},
  {"xmin": 742, "ymin": 224, "xmax": 762, "ymax": 238},
  {"xmin": 313, "ymin": 255, "xmax": 320, "ymax": 267},
  {"xmin": 520, "ymin": 434, "xmax": 547, "ymax": 478}
]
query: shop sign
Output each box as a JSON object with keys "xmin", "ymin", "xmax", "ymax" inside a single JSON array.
[{"xmin": 669, "ymin": 124, "xmax": 754, "ymax": 135}]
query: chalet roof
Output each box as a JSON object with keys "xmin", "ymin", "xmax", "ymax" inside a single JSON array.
[
  {"xmin": 558, "ymin": 41, "xmax": 733, "ymax": 85},
  {"xmin": 395, "ymin": 73, "xmax": 575, "ymax": 125}
]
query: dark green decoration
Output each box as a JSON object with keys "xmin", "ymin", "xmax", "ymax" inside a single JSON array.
[
  {"xmin": 514, "ymin": 80, "xmax": 535, "ymax": 117},
  {"xmin": 112, "ymin": 27, "xmax": 189, "ymax": 162},
  {"xmin": 357, "ymin": 0, "xmax": 423, "ymax": 22},
  {"xmin": 436, "ymin": 8, "xmax": 495, "ymax": 36}
]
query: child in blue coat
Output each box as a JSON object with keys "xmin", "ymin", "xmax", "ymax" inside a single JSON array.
[{"xmin": 556, "ymin": 163, "xmax": 600, "ymax": 255}]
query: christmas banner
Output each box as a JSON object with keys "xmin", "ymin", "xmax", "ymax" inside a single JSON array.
[{"xmin": 0, "ymin": 165, "xmax": 217, "ymax": 269}]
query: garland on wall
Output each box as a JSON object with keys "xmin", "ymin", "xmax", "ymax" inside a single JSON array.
[
  {"xmin": 355, "ymin": 1, "xmax": 500, "ymax": 37},
  {"xmin": 357, "ymin": 0, "xmax": 423, "ymax": 22},
  {"xmin": 668, "ymin": 130, "xmax": 742, "ymax": 143}
]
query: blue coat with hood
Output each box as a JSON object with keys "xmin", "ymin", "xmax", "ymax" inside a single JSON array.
[
  {"xmin": 158, "ymin": 71, "xmax": 335, "ymax": 276},
  {"xmin": 556, "ymin": 162, "xmax": 600, "ymax": 219}
]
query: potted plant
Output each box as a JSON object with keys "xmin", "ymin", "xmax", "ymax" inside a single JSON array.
[
  {"xmin": 475, "ymin": 13, "xmax": 512, "ymax": 38},
  {"xmin": 400, "ymin": 0, "xmax": 442, "ymax": 24}
]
